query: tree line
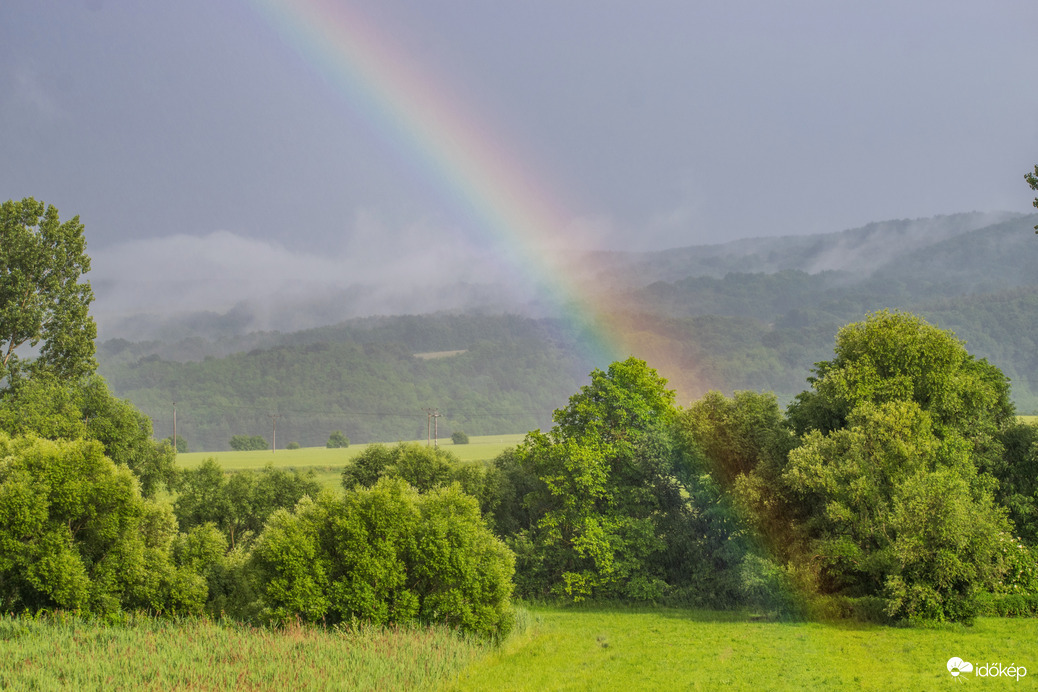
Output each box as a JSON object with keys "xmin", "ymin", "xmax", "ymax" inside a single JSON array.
[{"xmin": 2, "ymin": 197, "xmax": 1036, "ymax": 637}]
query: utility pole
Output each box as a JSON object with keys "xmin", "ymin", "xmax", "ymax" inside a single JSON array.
[
  {"xmin": 423, "ymin": 408, "xmax": 442, "ymax": 447},
  {"xmin": 172, "ymin": 401, "xmax": 177, "ymax": 453},
  {"xmin": 269, "ymin": 414, "xmax": 280, "ymax": 454}
]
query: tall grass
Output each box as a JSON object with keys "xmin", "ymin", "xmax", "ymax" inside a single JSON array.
[{"xmin": 0, "ymin": 612, "xmax": 493, "ymax": 691}]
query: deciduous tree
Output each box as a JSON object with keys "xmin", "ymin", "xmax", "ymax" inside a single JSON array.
[
  {"xmin": 780, "ymin": 311, "xmax": 1016, "ymax": 622},
  {"xmin": 326, "ymin": 430, "xmax": 350, "ymax": 448},
  {"xmin": 0, "ymin": 432, "xmax": 205, "ymax": 615},
  {"xmin": 0, "ymin": 374, "xmax": 177, "ymax": 496},
  {"xmin": 0, "ymin": 198, "xmax": 96, "ymax": 388},
  {"xmin": 515, "ymin": 357, "xmax": 724, "ymax": 602}
]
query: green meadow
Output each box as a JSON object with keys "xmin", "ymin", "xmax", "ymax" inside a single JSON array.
[
  {"xmin": 446, "ymin": 607, "xmax": 1037, "ymax": 691},
  {"xmin": 176, "ymin": 433, "xmax": 526, "ymax": 487},
  {"xmin": 3, "ymin": 607, "xmax": 1034, "ymax": 691}
]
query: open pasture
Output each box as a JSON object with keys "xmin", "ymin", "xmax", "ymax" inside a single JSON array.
[
  {"xmin": 175, "ymin": 433, "xmax": 526, "ymax": 487},
  {"xmin": 4, "ymin": 607, "xmax": 1033, "ymax": 691},
  {"xmin": 447, "ymin": 606, "xmax": 1037, "ymax": 691}
]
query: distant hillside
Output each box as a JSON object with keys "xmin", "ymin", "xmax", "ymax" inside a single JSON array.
[
  {"xmin": 100, "ymin": 315, "xmax": 591, "ymax": 451},
  {"xmin": 606, "ymin": 213, "xmax": 1038, "ymax": 410},
  {"xmin": 99, "ymin": 212, "xmax": 1038, "ymax": 450},
  {"xmin": 582, "ymin": 211, "xmax": 1019, "ymax": 286}
]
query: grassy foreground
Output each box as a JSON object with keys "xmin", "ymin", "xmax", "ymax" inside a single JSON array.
[
  {"xmin": 0, "ymin": 613, "xmax": 492, "ymax": 691},
  {"xmin": 1, "ymin": 607, "xmax": 1033, "ymax": 690},
  {"xmin": 446, "ymin": 606, "xmax": 1037, "ymax": 691}
]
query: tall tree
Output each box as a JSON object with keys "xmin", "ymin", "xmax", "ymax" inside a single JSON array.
[
  {"xmin": 782, "ymin": 311, "xmax": 1015, "ymax": 622},
  {"xmin": 514, "ymin": 357, "xmax": 736, "ymax": 602},
  {"xmin": 0, "ymin": 198, "xmax": 96, "ymax": 388}
]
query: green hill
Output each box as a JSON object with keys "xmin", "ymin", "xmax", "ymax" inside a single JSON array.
[{"xmin": 99, "ymin": 213, "xmax": 1038, "ymax": 450}]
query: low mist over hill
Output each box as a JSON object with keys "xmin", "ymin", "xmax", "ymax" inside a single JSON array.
[
  {"xmin": 97, "ymin": 212, "xmax": 1038, "ymax": 450},
  {"xmin": 91, "ymin": 211, "xmax": 1020, "ymax": 342}
]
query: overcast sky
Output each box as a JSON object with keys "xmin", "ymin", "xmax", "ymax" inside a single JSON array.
[{"xmin": 3, "ymin": 0, "xmax": 1037, "ymax": 260}]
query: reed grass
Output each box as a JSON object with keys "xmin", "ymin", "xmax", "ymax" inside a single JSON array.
[{"xmin": 0, "ymin": 612, "xmax": 492, "ymax": 691}]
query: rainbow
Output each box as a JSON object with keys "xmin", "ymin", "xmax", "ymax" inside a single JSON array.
[{"xmin": 246, "ymin": 0, "xmax": 628, "ymax": 365}]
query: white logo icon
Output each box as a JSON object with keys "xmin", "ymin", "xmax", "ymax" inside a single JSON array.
[{"xmin": 948, "ymin": 657, "xmax": 973, "ymax": 677}]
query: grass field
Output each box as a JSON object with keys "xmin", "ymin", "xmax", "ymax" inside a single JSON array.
[
  {"xmin": 0, "ymin": 613, "xmax": 491, "ymax": 691},
  {"xmin": 447, "ymin": 606, "xmax": 1036, "ymax": 691},
  {"xmin": 3, "ymin": 607, "xmax": 1032, "ymax": 690},
  {"xmin": 1020, "ymin": 415, "xmax": 1037, "ymax": 425},
  {"xmin": 176, "ymin": 433, "xmax": 526, "ymax": 487}
]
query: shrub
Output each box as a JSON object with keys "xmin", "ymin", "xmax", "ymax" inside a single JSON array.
[
  {"xmin": 326, "ymin": 431, "xmax": 350, "ymax": 449},
  {"xmin": 451, "ymin": 431, "xmax": 469, "ymax": 445},
  {"xmin": 341, "ymin": 443, "xmax": 456, "ymax": 493},
  {"xmin": 249, "ymin": 479, "xmax": 515, "ymax": 638},
  {"xmin": 0, "ymin": 432, "xmax": 205, "ymax": 616},
  {"xmin": 165, "ymin": 435, "xmax": 189, "ymax": 453},
  {"xmin": 174, "ymin": 461, "xmax": 321, "ymax": 549},
  {"xmin": 229, "ymin": 435, "xmax": 268, "ymax": 451}
]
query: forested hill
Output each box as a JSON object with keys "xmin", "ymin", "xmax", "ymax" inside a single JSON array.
[
  {"xmin": 99, "ymin": 213, "xmax": 1038, "ymax": 450},
  {"xmin": 99, "ymin": 315, "xmax": 592, "ymax": 452}
]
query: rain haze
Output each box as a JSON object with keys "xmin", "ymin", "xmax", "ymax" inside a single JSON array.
[{"xmin": 2, "ymin": 0, "xmax": 1037, "ymax": 335}]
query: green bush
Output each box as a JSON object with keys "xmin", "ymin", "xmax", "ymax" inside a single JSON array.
[
  {"xmin": 165, "ymin": 435, "xmax": 189, "ymax": 453},
  {"xmin": 229, "ymin": 435, "xmax": 268, "ymax": 451},
  {"xmin": 249, "ymin": 479, "xmax": 515, "ymax": 638},
  {"xmin": 451, "ymin": 431, "xmax": 469, "ymax": 445},
  {"xmin": 0, "ymin": 433, "xmax": 205, "ymax": 616},
  {"xmin": 993, "ymin": 533, "xmax": 1038, "ymax": 595},
  {"xmin": 341, "ymin": 443, "xmax": 455, "ymax": 493},
  {"xmin": 0, "ymin": 374, "xmax": 177, "ymax": 497},
  {"xmin": 173, "ymin": 461, "xmax": 320, "ymax": 549},
  {"xmin": 326, "ymin": 431, "xmax": 350, "ymax": 449},
  {"xmin": 975, "ymin": 591, "xmax": 1038, "ymax": 617}
]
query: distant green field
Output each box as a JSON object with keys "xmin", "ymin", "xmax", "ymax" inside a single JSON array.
[
  {"xmin": 176, "ymin": 434, "xmax": 526, "ymax": 487},
  {"xmin": 1020, "ymin": 415, "xmax": 1037, "ymax": 425}
]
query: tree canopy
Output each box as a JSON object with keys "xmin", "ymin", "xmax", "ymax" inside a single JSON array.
[
  {"xmin": 0, "ymin": 198, "xmax": 96, "ymax": 388},
  {"xmin": 0, "ymin": 374, "xmax": 177, "ymax": 497},
  {"xmin": 513, "ymin": 357, "xmax": 743, "ymax": 603}
]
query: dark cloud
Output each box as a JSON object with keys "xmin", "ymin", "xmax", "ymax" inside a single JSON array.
[{"xmin": 2, "ymin": 0, "xmax": 1036, "ymax": 260}]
